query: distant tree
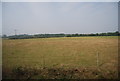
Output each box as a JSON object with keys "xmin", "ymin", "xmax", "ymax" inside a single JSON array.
[
  {"xmin": 7, "ymin": 31, "xmax": 119, "ymax": 39},
  {"xmin": 75, "ymin": 33, "xmax": 79, "ymax": 37},
  {"xmin": 96, "ymin": 33, "xmax": 99, "ymax": 36},
  {"xmin": 115, "ymin": 31, "xmax": 119, "ymax": 36},
  {"xmin": 2, "ymin": 34, "xmax": 7, "ymax": 38},
  {"xmin": 66, "ymin": 34, "xmax": 72, "ymax": 37}
]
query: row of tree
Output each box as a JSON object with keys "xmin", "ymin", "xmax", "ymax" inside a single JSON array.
[
  {"xmin": 66, "ymin": 31, "xmax": 120, "ymax": 37},
  {"xmin": 2, "ymin": 31, "xmax": 120, "ymax": 39}
]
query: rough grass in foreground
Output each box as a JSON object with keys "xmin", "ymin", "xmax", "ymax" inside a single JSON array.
[{"xmin": 3, "ymin": 66, "xmax": 118, "ymax": 79}]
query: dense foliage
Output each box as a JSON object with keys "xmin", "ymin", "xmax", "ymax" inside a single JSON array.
[{"xmin": 2, "ymin": 31, "xmax": 120, "ymax": 39}]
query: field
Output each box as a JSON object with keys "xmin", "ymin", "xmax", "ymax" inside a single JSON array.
[{"xmin": 2, "ymin": 36, "xmax": 118, "ymax": 79}]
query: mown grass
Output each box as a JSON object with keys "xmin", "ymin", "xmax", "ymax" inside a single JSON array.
[{"xmin": 2, "ymin": 36, "xmax": 118, "ymax": 79}]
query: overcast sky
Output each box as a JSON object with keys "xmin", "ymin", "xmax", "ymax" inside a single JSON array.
[
  {"xmin": 2, "ymin": 2, "xmax": 118, "ymax": 35},
  {"xmin": 0, "ymin": 2, "xmax": 2, "ymax": 35}
]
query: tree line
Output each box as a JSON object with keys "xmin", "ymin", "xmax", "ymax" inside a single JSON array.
[{"xmin": 2, "ymin": 31, "xmax": 120, "ymax": 39}]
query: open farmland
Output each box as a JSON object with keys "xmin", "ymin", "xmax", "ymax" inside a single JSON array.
[{"xmin": 2, "ymin": 36, "xmax": 118, "ymax": 79}]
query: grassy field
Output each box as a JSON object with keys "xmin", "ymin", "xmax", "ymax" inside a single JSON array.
[{"xmin": 2, "ymin": 36, "xmax": 118, "ymax": 79}]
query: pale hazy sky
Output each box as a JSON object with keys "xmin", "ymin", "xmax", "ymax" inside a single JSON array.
[
  {"xmin": 2, "ymin": 2, "xmax": 118, "ymax": 35},
  {"xmin": 0, "ymin": 2, "xmax": 2, "ymax": 35}
]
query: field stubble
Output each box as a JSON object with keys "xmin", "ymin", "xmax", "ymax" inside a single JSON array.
[{"xmin": 2, "ymin": 36, "xmax": 118, "ymax": 79}]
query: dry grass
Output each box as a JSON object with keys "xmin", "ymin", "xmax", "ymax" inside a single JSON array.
[{"xmin": 2, "ymin": 36, "xmax": 118, "ymax": 79}]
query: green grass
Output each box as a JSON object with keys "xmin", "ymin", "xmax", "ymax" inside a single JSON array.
[{"xmin": 2, "ymin": 36, "xmax": 118, "ymax": 79}]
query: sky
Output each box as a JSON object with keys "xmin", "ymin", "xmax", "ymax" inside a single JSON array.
[
  {"xmin": 2, "ymin": 2, "xmax": 118, "ymax": 35},
  {"xmin": 0, "ymin": 2, "xmax": 2, "ymax": 35},
  {"xmin": 1, "ymin": 0, "xmax": 120, "ymax": 2}
]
